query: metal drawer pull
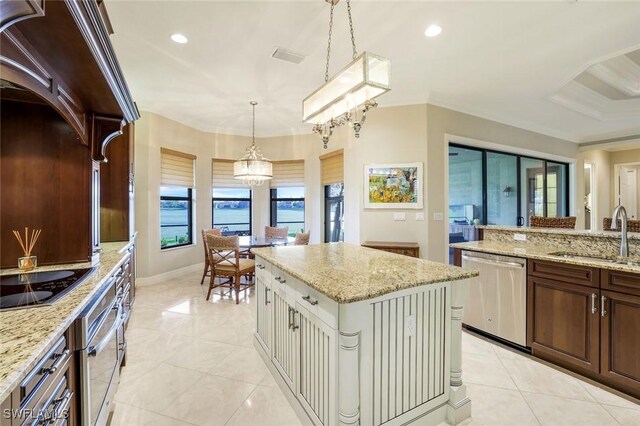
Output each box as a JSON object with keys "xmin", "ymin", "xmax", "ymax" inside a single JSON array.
[
  {"xmin": 43, "ymin": 389, "xmax": 73, "ymax": 424},
  {"xmin": 591, "ymin": 293, "xmax": 597, "ymax": 314},
  {"xmin": 40, "ymin": 349, "xmax": 70, "ymax": 375},
  {"xmin": 288, "ymin": 306, "xmax": 294, "ymax": 329},
  {"xmin": 89, "ymin": 304, "xmax": 124, "ymax": 357},
  {"xmin": 274, "ymin": 276, "xmax": 286, "ymax": 284},
  {"xmin": 601, "ymin": 295, "xmax": 607, "ymax": 317},
  {"xmin": 265, "ymin": 288, "xmax": 271, "ymax": 305},
  {"xmin": 256, "ymin": 264, "xmax": 265, "ymax": 269},
  {"xmin": 302, "ymin": 295, "xmax": 318, "ymax": 306}
]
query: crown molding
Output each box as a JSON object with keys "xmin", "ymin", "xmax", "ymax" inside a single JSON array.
[{"xmin": 587, "ymin": 54, "xmax": 640, "ymax": 97}]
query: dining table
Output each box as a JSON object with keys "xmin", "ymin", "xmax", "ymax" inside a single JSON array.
[{"xmin": 238, "ymin": 235, "xmax": 294, "ymax": 249}]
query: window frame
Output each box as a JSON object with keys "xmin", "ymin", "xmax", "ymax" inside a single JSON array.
[
  {"xmin": 212, "ymin": 189, "xmax": 252, "ymax": 236},
  {"xmin": 270, "ymin": 188, "xmax": 305, "ymax": 235},
  {"xmin": 324, "ymin": 183, "xmax": 345, "ymax": 243},
  {"xmin": 160, "ymin": 187, "xmax": 193, "ymax": 250}
]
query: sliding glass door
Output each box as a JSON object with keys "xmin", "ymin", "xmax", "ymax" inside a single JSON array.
[{"xmin": 449, "ymin": 144, "xmax": 570, "ymax": 230}]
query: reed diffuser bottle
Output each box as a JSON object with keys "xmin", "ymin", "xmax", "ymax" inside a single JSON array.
[{"xmin": 13, "ymin": 227, "xmax": 41, "ymax": 271}]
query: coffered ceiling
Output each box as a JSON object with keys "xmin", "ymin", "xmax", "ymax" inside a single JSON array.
[{"xmin": 106, "ymin": 1, "xmax": 640, "ymax": 143}]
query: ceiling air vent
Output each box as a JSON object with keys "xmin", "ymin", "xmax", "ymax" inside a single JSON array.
[{"xmin": 271, "ymin": 47, "xmax": 306, "ymax": 64}]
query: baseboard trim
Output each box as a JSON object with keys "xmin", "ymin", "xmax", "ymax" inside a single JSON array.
[{"xmin": 137, "ymin": 262, "xmax": 204, "ymax": 286}]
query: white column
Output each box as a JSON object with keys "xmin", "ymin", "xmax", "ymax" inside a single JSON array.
[
  {"xmin": 338, "ymin": 331, "xmax": 360, "ymax": 425},
  {"xmin": 447, "ymin": 279, "xmax": 471, "ymax": 425}
]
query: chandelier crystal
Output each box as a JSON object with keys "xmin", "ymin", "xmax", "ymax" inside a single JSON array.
[
  {"xmin": 233, "ymin": 101, "xmax": 273, "ymax": 186},
  {"xmin": 303, "ymin": 0, "xmax": 390, "ymax": 148}
]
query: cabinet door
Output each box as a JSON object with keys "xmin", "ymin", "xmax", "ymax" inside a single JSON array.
[
  {"xmin": 272, "ymin": 290, "xmax": 297, "ymax": 392},
  {"xmin": 600, "ymin": 290, "xmax": 640, "ymax": 398},
  {"xmin": 528, "ymin": 277, "xmax": 600, "ymax": 374},
  {"xmin": 296, "ymin": 303, "xmax": 336, "ymax": 426},
  {"xmin": 255, "ymin": 277, "xmax": 272, "ymax": 354}
]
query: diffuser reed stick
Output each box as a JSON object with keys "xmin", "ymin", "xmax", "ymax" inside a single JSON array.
[{"xmin": 13, "ymin": 227, "xmax": 41, "ymax": 270}]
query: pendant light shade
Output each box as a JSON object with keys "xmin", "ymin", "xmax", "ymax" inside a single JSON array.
[{"xmin": 233, "ymin": 101, "xmax": 273, "ymax": 186}]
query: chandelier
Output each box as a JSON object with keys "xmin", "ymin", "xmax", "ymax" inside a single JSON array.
[
  {"xmin": 233, "ymin": 101, "xmax": 273, "ymax": 186},
  {"xmin": 303, "ymin": 0, "xmax": 390, "ymax": 149}
]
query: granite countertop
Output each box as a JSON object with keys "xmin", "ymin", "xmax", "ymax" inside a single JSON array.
[
  {"xmin": 451, "ymin": 240, "xmax": 640, "ymax": 273},
  {"xmin": 477, "ymin": 225, "xmax": 640, "ymax": 240},
  {"xmin": 252, "ymin": 243, "xmax": 479, "ymax": 304},
  {"xmin": 0, "ymin": 240, "xmax": 133, "ymax": 402}
]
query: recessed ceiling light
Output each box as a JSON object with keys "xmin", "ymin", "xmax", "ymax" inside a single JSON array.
[
  {"xmin": 171, "ymin": 33, "xmax": 188, "ymax": 44},
  {"xmin": 424, "ymin": 24, "xmax": 442, "ymax": 38}
]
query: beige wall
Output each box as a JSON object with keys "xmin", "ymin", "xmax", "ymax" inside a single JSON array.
[
  {"xmin": 135, "ymin": 104, "xmax": 581, "ymax": 277},
  {"xmin": 577, "ymin": 149, "xmax": 611, "ymax": 230}
]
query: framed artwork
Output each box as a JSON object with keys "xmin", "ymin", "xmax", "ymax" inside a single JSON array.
[{"xmin": 364, "ymin": 163, "xmax": 423, "ymax": 209}]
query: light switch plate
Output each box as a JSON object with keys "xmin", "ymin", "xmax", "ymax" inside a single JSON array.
[
  {"xmin": 514, "ymin": 233, "xmax": 527, "ymax": 241},
  {"xmin": 433, "ymin": 212, "xmax": 444, "ymax": 221},
  {"xmin": 415, "ymin": 212, "xmax": 425, "ymax": 221},
  {"xmin": 394, "ymin": 212, "xmax": 406, "ymax": 221}
]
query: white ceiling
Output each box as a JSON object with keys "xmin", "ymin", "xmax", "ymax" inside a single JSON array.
[{"xmin": 106, "ymin": 0, "xmax": 640, "ymax": 143}]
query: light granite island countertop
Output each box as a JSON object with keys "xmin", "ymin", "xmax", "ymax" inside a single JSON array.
[
  {"xmin": 251, "ymin": 242, "xmax": 479, "ymax": 303},
  {"xmin": 0, "ymin": 241, "xmax": 133, "ymax": 403},
  {"xmin": 251, "ymin": 243, "xmax": 478, "ymax": 426}
]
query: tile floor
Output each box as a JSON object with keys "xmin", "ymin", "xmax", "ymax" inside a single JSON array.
[{"xmin": 111, "ymin": 271, "xmax": 640, "ymax": 426}]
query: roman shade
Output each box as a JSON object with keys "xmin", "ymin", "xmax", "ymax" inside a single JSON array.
[
  {"xmin": 212, "ymin": 158, "xmax": 245, "ymax": 188},
  {"xmin": 320, "ymin": 149, "xmax": 344, "ymax": 186},
  {"xmin": 160, "ymin": 148, "xmax": 196, "ymax": 187},
  {"xmin": 270, "ymin": 160, "xmax": 305, "ymax": 188}
]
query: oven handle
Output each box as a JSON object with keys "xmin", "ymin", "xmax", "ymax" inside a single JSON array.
[{"xmin": 88, "ymin": 302, "xmax": 124, "ymax": 357}]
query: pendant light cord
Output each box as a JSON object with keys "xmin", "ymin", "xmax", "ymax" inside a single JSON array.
[
  {"xmin": 324, "ymin": 0, "xmax": 358, "ymax": 82},
  {"xmin": 251, "ymin": 101, "xmax": 257, "ymax": 147}
]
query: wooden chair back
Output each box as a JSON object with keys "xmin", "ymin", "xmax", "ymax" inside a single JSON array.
[
  {"xmin": 604, "ymin": 218, "xmax": 640, "ymax": 233},
  {"xmin": 205, "ymin": 234, "xmax": 240, "ymax": 274},
  {"xmin": 265, "ymin": 226, "xmax": 288, "ymax": 238},
  {"xmin": 294, "ymin": 231, "xmax": 310, "ymax": 245},
  {"xmin": 529, "ymin": 216, "xmax": 576, "ymax": 229}
]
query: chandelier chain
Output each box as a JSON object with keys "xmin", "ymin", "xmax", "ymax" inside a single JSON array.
[
  {"xmin": 346, "ymin": 0, "xmax": 357, "ymax": 60},
  {"xmin": 252, "ymin": 102, "xmax": 256, "ymax": 145},
  {"xmin": 324, "ymin": 2, "xmax": 335, "ymax": 82}
]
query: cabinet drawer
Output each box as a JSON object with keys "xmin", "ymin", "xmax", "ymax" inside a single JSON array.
[
  {"xmin": 255, "ymin": 257, "xmax": 271, "ymax": 283},
  {"xmin": 602, "ymin": 269, "xmax": 640, "ymax": 297},
  {"xmin": 25, "ymin": 368, "xmax": 73, "ymax": 426},
  {"xmin": 296, "ymin": 285, "xmax": 338, "ymax": 330},
  {"xmin": 20, "ymin": 335, "xmax": 71, "ymax": 410},
  {"xmin": 528, "ymin": 259, "xmax": 599, "ymax": 288}
]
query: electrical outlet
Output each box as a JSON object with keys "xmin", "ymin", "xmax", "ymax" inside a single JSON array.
[
  {"xmin": 415, "ymin": 212, "xmax": 425, "ymax": 221},
  {"xmin": 433, "ymin": 212, "xmax": 444, "ymax": 221},
  {"xmin": 394, "ymin": 212, "xmax": 406, "ymax": 221},
  {"xmin": 514, "ymin": 233, "xmax": 527, "ymax": 241},
  {"xmin": 405, "ymin": 314, "xmax": 416, "ymax": 337}
]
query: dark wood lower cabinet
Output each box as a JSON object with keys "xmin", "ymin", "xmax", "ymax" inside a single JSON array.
[
  {"xmin": 527, "ymin": 261, "xmax": 640, "ymax": 400},
  {"xmin": 600, "ymin": 290, "xmax": 640, "ymax": 397},
  {"xmin": 527, "ymin": 276, "xmax": 600, "ymax": 374}
]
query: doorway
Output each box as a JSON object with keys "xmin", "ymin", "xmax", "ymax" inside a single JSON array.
[
  {"xmin": 615, "ymin": 163, "xmax": 640, "ymax": 219},
  {"xmin": 584, "ymin": 163, "xmax": 596, "ymax": 230}
]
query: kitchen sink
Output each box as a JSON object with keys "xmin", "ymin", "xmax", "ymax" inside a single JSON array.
[{"xmin": 548, "ymin": 252, "xmax": 640, "ymax": 267}]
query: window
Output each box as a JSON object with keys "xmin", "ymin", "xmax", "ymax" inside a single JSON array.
[
  {"xmin": 325, "ymin": 183, "xmax": 344, "ymax": 242},
  {"xmin": 160, "ymin": 148, "xmax": 195, "ymax": 249},
  {"xmin": 160, "ymin": 187, "xmax": 193, "ymax": 248},
  {"xmin": 212, "ymin": 188, "xmax": 252, "ymax": 236},
  {"xmin": 320, "ymin": 150, "xmax": 344, "ymax": 243},
  {"xmin": 271, "ymin": 187, "xmax": 305, "ymax": 236}
]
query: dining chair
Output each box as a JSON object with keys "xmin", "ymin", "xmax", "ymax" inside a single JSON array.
[
  {"xmin": 294, "ymin": 231, "xmax": 310, "ymax": 245},
  {"xmin": 604, "ymin": 217, "xmax": 640, "ymax": 233},
  {"xmin": 265, "ymin": 226, "xmax": 288, "ymax": 238},
  {"xmin": 529, "ymin": 216, "xmax": 576, "ymax": 229},
  {"xmin": 205, "ymin": 234, "xmax": 255, "ymax": 304},
  {"xmin": 200, "ymin": 228, "xmax": 222, "ymax": 285}
]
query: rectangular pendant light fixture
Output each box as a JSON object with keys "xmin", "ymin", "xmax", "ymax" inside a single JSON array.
[{"xmin": 302, "ymin": 51, "xmax": 390, "ymax": 125}]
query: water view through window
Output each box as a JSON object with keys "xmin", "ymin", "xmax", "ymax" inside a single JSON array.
[
  {"xmin": 212, "ymin": 188, "xmax": 251, "ymax": 235},
  {"xmin": 160, "ymin": 186, "xmax": 192, "ymax": 249},
  {"xmin": 271, "ymin": 187, "xmax": 305, "ymax": 236}
]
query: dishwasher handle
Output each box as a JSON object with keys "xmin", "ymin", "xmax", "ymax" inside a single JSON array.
[{"xmin": 461, "ymin": 255, "xmax": 525, "ymax": 269}]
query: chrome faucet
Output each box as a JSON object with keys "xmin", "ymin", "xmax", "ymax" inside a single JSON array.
[{"xmin": 611, "ymin": 205, "xmax": 629, "ymax": 257}]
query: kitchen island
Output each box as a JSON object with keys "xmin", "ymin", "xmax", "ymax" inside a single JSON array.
[{"xmin": 252, "ymin": 243, "xmax": 478, "ymax": 426}]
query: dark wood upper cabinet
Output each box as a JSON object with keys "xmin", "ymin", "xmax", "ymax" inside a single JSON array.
[{"xmin": 0, "ymin": 0, "xmax": 138, "ymax": 267}]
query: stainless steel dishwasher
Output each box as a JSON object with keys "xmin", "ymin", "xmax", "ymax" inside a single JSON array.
[{"xmin": 461, "ymin": 250, "xmax": 527, "ymax": 347}]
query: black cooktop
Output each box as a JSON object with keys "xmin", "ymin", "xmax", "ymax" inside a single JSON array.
[{"xmin": 0, "ymin": 268, "xmax": 95, "ymax": 311}]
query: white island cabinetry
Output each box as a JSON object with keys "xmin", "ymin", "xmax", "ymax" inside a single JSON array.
[{"xmin": 253, "ymin": 243, "xmax": 477, "ymax": 426}]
